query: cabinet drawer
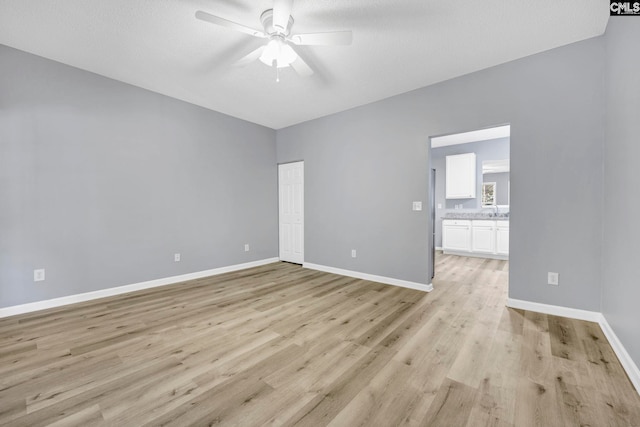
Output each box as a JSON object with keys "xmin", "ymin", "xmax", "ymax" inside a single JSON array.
[
  {"xmin": 471, "ymin": 220, "xmax": 495, "ymax": 228},
  {"xmin": 442, "ymin": 219, "xmax": 471, "ymax": 227}
]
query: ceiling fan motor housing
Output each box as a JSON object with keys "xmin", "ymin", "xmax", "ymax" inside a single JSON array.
[{"xmin": 260, "ymin": 9, "xmax": 294, "ymax": 36}]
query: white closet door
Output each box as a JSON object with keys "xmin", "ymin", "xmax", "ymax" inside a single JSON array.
[{"xmin": 279, "ymin": 162, "xmax": 304, "ymax": 264}]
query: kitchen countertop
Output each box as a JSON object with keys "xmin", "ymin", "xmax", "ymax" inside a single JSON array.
[{"xmin": 442, "ymin": 213, "xmax": 510, "ymax": 221}]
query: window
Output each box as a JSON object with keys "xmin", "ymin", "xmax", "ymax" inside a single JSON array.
[{"xmin": 482, "ymin": 182, "xmax": 496, "ymax": 207}]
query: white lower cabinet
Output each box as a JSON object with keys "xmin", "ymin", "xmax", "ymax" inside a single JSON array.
[
  {"xmin": 443, "ymin": 219, "xmax": 508, "ymax": 259},
  {"xmin": 496, "ymin": 221, "xmax": 510, "ymax": 255},
  {"xmin": 471, "ymin": 220, "xmax": 496, "ymax": 254},
  {"xmin": 442, "ymin": 220, "xmax": 471, "ymax": 252}
]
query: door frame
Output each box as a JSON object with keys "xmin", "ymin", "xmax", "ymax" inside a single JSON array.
[{"xmin": 428, "ymin": 123, "xmax": 511, "ymax": 288}]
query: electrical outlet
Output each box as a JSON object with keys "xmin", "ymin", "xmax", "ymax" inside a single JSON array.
[
  {"xmin": 412, "ymin": 201, "xmax": 422, "ymax": 211},
  {"xmin": 244, "ymin": 244, "xmax": 250, "ymax": 252},
  {"xmin": 548, "ymin": 272, "xmax": 559, "ymax": 286},
  {"xmin": 351, "ymin": 249, "xmax": 357, "ymax": 258},
  {"xmin": 437, "ymin": 203, "xmax": 442, "ymax": 209},
  {"xmin": 174, "ymin": 253, "xmax": 181, "ymax": 262},
  {"xmin": 34, "ymin": 269, "xmax": 45, "ymax": 282}
]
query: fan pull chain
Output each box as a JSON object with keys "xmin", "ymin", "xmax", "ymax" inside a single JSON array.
[{"xmin": 272, "ymin": 59, "xmax": 280, "ymax": 83}]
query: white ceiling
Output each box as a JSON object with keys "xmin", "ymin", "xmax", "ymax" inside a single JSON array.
[{"xmin": 0, "ymin": 1, "xmax": 609, "ymax": 129}]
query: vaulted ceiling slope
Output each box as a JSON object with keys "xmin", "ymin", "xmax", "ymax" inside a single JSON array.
[{"xmin": 0, "ymin": 0, "xmax": 609, "ymax": 129}]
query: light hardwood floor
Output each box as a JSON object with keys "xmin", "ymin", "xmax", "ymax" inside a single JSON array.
[{"xmin": 1, "ymin": 254, "xmax": 639, "ymax": 426}]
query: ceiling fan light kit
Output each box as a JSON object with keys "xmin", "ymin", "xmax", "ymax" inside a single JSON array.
[
  {"xmin": 195, "ymin": 0, "xmax": 352, "ymax": 81},
  {"xmin": 259, "ymin": 38, "xmax": 297, "ymax": 68}
]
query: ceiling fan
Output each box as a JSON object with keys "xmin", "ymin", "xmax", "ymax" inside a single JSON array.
[{"xmin": 195, "ymin": 0, "xmax": 352, "ymax": 81}]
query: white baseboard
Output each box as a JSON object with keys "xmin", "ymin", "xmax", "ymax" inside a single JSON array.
[
  {"xmin": 506, "ymin": 298, "xmax": 602, "ymax": 322},
  {"xmin": 507, "ymin": 297, "xmax": 640, "ymax": 395},
  {"xmin": 303, "ymin": 262, "xmax": 433, "ymax": 293},
  {"xmin": 0, "ymin": 257, "xmax": 280, "ymax": 319},
  {"xmin": 435, "ymin": 246, "xmax": 443, "ymax": 251},
  {"xmin": 443, "ymin": 250, "xmax": 508, "ymax": 261},
  {"xmin": 599, "ymin": 315, "xmax": 640, "ymax": 394}
]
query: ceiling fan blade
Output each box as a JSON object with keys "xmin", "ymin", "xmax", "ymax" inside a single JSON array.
[
  {"xmin": 234, "ymin": 46, "xmax": 266, "ymax": 67},
  {"xmin": 195, "ymin": 10, "xmax": 266, "ymax": 38},
  {"xmin": 290, "ymin": 31, "xmax": 352, "ymax": 46},
  {"xmin": 289, "ymin": 50, "xmax": 314, "ymax": 77},
  {"xmin": 272, "ymin": 0, "xmax": 293, "ymax": 33}
]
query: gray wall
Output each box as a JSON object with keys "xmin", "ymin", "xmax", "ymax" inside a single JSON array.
[
  {"xmin": 602, "ymin": 18, "xmax": 640, "ymax": 369},
  {"xmin": 484, "ymin": 172, "xmax": 510, "ymax": 206},
  {"xmin": 278, "ymin": 36, "xmax": 604, "ymax": 309},
  {"xmin": 0, "ymin": 44, "xmax": 278, "ymax": 308},
  {"xmin": 431, "ymin": 138, "xmax": 510, "ymax": 248}
]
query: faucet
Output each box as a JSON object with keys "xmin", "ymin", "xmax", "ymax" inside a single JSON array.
[{"xmin": 492, "ymin": 205, "xmax": 498, "ymax": 217}]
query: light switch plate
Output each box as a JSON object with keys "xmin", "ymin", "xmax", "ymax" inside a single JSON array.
[
  {"xmin": 548, "ymin": 272, "xmax": 559, "ymax": 286},
  {"xmin": 34, "ymin": 269, "xmax": 45, "ymax": 282},
  {"xmin": 412, "ymin": 201, "xmax": 422, "ymax": 211},
  {"xmin": 174, "ymin": 253, "xmax": 181, "ymax": 262}
]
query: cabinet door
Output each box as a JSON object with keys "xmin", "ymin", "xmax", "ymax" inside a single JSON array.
[
  {"xmin": 496, "ymin": 227, "xmax": 509, "ymax": 255},
  {"xmin": 472, "ymin": 226, "xmax": 495, "ymax": 254},
  {"xmin": 446, "ymin": 153, "xmax": 476, "ymax": 199},
  {"xmin": 443, "ymin": 225, "xmax": 471, "ymax": 251}
]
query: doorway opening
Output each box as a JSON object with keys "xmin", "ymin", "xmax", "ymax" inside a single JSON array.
[{"xmin": 429, "ymin": 124, "xmax": 510, "ymax": 283}]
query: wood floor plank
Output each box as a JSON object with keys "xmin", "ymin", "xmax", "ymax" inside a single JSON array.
[
  {"xmin": 497, "ymin": 307, "xmax": 525, "ymax": 336},
  {"xmin": 0, "ymin": 257, "xmax": 638, "ymax": 426},
  {"xmin": 326, "ymin": 359, "xmax": 418, "ymax": 427},
  {"xmin": 446, "ymin": 300, "xmax": 502, "ymax": 387},
  {"xmin": 45, "ymin": 404, "xmax": 104, "ymax": 427},
  {"xmin": 552, "ymin": 367, "xmax": 606, "ymax": 427},
  {"xmin": 548, "ymin": 314, "xmax": 586, "ymax": 362},
  {"xmin": 10, "ymin": 357, "xmax": 182, "ymax": 426},
  {"xmin": 513, "ymin": 377, "xmax": 564, "ymax": 427},
  {"xmin": 465, "ymin": 329, "xmax": 522, "ymax": 426},
  {"xmin": 262, "ymin": 337, "xmax": 355, "ymax": 390},
  {"xmin": 421, "ymin": 378, "xmax": 478, "ymax": 427},
  {"xmin": 520, "ymin": 326, "xmax": 554, "ymax": 385},
  {"xmin": 281, "ymin": 344, "xmax": 399, "ymax": 426},
  {"xmin": 0, "ymin": 395, "xmax": 26, "ymax": 425},
  {"xmin": 143, "ymin": 343, "xmax": 305, "ymax": 427}
]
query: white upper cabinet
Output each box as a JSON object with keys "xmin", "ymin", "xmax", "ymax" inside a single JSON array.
[{"xmin": 446, "ymin": 153, "xmax": 476, "ymax": 199}]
